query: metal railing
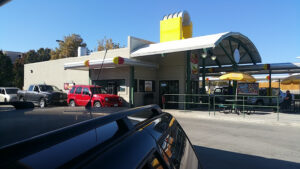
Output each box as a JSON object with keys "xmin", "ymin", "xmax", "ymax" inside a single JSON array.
[{"xmin": 162, "ymin": 94, "xmax": 281, "ymax": 120}]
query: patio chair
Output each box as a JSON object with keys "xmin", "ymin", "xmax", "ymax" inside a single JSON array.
[{"xmin": 218, "ymin": 104, "xmax": 230, "ymax": 113}]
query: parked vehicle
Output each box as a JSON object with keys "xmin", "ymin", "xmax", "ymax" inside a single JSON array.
[
  {"xmin": 247, "ymin": 88, "xmax": 286, "ymax": 105},
  {"xmin": 67, "ymin": 85, "xmax": 122, "ymax": 107},
  {"xmin": 18, "ymin": 84, "xmax": 67, "ymax": 108},
  {"xmin": 0, "ymin": 105, "xmax": 201, "ymax": 169},
  {"xmin": 211, "ymin": 87, "xmax": 232, "ymax": 103},
  {"xmin": 0, "ymin": 87, "xmax": 19, "ymax": 102}
]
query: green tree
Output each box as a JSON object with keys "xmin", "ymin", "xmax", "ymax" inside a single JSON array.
[
  {"xmin": 13, "ymin": 57, "xmax": 24, "ymax": 89},
  {"xmin": 0, "ymin": 51, "xmax": 14, "ymax": 86},
  {"xmin": 37, "ymin": 48, "xmax": 51, "ymax": 62},
  {"xmin": 23, "ymin": 50, "xmax": 38, "ymax": 63},
  {"xmin": 23, "ymin": 48, "xmax": 51, "ymax": 64},
  {"xmin": 51, "ymin": 34, "xmax": 87, "ymax": 60},
  {"xmin": 12, "ymin": 48, "xmax": 51, "ymax": 89},
  {"xmin": 97, "ymin": 37, "xmax": 120, "ymax": 51}
]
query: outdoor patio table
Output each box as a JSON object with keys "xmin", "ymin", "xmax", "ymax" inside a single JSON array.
[{"xmin": 225, "ymin": 99, "xmax": 244, "ymax": 114}]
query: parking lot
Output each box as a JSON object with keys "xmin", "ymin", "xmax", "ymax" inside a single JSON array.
[
  {"xmin": 175, "ymin": 115, "xmax": 300, "ymax": 169},
  {"xmin": 1, "ymin": 105, "xmax": 300, "ymax": 169}
]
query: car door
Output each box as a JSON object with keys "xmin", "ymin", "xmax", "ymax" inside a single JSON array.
[
  {"xmin": 32, "ymin": 86, "xmax": 41, "ymax": 102},
  {"xmin": 81, "ymin": 87, "xmax": 91, "ymax": 106},
  {"xmin": 74, "ymin": 87, "xmax": 83, "ymax": 106},
  {"xmin": 25, "ymin": 85, "xmax": 34, "ymax": 101}
]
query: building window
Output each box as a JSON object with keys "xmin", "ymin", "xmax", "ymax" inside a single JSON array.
[{"xmin": 139, "ymin": 80, "xmax": 155, "ymax": 92}]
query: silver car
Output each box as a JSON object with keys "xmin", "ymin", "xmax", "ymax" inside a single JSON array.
[{"xmin": 0, "ymin": 87, "xmax": 19, "ymax": 102}]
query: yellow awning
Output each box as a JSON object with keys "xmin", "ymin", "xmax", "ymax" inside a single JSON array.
[
  {"xmin": 281, "ymin": 75, "xmax": 300, "ymax": 84},
  {"xmin": 219, "ymin": 72, "xmax": 256, "ymax": 82}
]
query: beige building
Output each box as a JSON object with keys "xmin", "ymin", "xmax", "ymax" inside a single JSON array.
[
  {"xmin": 24, "ymin": 10, "xmax": 262, "ymax": 108},
  {"xmin": 24, "ymin": 32, "xmax": 261, "ymax": 108}
]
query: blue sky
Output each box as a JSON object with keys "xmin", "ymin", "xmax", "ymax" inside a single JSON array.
[{"xmin": 0, "ymin": 0, "xmax": 299, "ymax": 63}]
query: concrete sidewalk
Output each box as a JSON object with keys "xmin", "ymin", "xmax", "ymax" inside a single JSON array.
[{"xmin": 165, "ymin": 109, "xmax": 300, "ymax": 127}]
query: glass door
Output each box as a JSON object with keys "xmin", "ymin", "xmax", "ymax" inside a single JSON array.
[{"xmin": 159, "ymin": 80, "xmax": 179, "ymax": 109}]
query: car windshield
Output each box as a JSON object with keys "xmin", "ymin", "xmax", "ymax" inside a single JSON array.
[
  {"xmin": 39, "ymin": 85, "xmax": 60, "ymax": 92},
  {"xmin": 91, "ymin": 87, "xmax": 108, "ymax": 94},
  {"xmin": 6, "ymin": 89, "xmax": 18, "ymax": 94}
]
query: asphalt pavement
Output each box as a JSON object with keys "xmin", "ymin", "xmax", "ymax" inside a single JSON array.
[{"xmin": 173, "ymin": 115, "xmax": 300, "ymax": 169}]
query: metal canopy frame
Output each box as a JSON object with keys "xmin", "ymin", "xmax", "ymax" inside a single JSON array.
[
  {"xmin": 227, "ymin": 37, "xmax": 256, "ymax": 65},
  {"xmin": 131, "ymin": 32, "xmax": 261, "ymax": 67},
  {"xmin": 201, "ymin": 62, "xmax": 300, "ymax": 76},
  {"xmin": 219, "ymin": 43, "xmax": 237, "ymax": 68}
]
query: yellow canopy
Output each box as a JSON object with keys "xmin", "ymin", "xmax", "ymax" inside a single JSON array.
[
  {"xmin": 219, "ymin": 72, "xmax": 256, "ymax": 82},
  {"xmin": 281, "ymin": 75, "xmax": 300, "ymax": 84}
]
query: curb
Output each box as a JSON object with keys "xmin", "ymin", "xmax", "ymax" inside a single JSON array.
[{"xmin": 166, "ymin": 110, "xmax": 300, "ymax": 128}]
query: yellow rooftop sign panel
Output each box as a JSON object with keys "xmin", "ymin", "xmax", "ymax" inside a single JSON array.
[{"xmin": 160, "ymin": 11, "xmax": 193, "ymax": 42}]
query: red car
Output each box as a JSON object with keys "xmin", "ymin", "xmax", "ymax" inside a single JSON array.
[{"xmin": 67, "ymin": 85, "xmax": 122, "ymax": 107}]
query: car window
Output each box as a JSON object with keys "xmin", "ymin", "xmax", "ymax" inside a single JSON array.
[
  {"xmin": 91, "ymin": 87, "xmax": 107, "ymax": 94},
  {"xmin": 83, "ymin": 88, "xmax": 90, "ymax": 95},
  {"xmin": 39, "ymin": 85, "xmax": 58, "ymax": 92},
  {"xmin": 214, "ymin": 88, "xmax": 221, "ymax": 94},
  {"xmin": 34, "ymin": 86, "xmax": 39, "ymax": 92},
  {"xmin": 69, "ymin": 86, "xmax": 75, "ymax": 94},
  {"xmin": 6, "ymin": 89, "xmax": 18, "ymax": 94},
  {"xmin": 75, "ymin": 87, "xmax": 82, "ymax": 94},
  {"xmin": 128, "ymin": 109, "xmax": 160, "ymax": 125},
  {"xmin": 1, "ymin": 89, "xmax": 4, "ymax": 94},
  {"xmin": 28, "ymin": 85, "xmax": 34, "ymax": 91}
]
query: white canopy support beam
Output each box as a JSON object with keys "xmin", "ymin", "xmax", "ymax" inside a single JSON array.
[{"xmin": 64, "ymin": 57, "xmax": 158, "ymax": 70}]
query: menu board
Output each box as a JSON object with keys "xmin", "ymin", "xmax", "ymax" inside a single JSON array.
[
  {"xmin": 237, "ymin": 83, "xmax": 259, "ymax": 95},
  {"xmin": 190, "ymin": 53, "xmax": 199, "ymax": 81},
  {"xmin": 64, "ymin": 83, "xmax": 75, "ymax": 90},
  {"xmin": 145, "ymin": 81, "xmax": 152, "ymax": 92}
]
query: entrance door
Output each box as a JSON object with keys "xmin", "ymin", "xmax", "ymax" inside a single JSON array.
[
  {"xmin": 107, "ymin": 81, "xmax": 118, "ymax": 95},
  {"xmin": 159, "ymin": 80, "xmax": 179, "ymax": 109}
]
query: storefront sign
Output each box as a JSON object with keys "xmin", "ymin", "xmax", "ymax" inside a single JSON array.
[
  {"xmin": 190, "ymin": 53, "xmax": 199, "ymax": 81},
  {"xmin": 64, "ymin": 83, "xmax": 75, "ymax": 90},
  {"xmin": 237, "ymin": 83, "xmax": 259, "ymax": 95},
  {"xmin": 113, "ymin": 56, "xmax": 124, "ymax": 65},
  {"xmin": 145, "ymin": 81, "xmax": 152, "ymax": 92},
  {"xmin": 84, "ymin": 60, "xmax": 89, "ymax": 67}
]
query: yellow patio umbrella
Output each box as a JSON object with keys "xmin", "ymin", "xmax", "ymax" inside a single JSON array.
[
  {"xmin": 281, "ymin": 75, "xmax": 300, "ymax": 84},
  {"xmin": 219, "ymin": 72, "xmax": 256, "ymax": 83},
  {"xmin": 281, "ymin": 75, "xmax": 300, "ymax": 94},
  {"xmin": 219, "ymin": 72, "xmax": 256, "ymax": 102}
]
